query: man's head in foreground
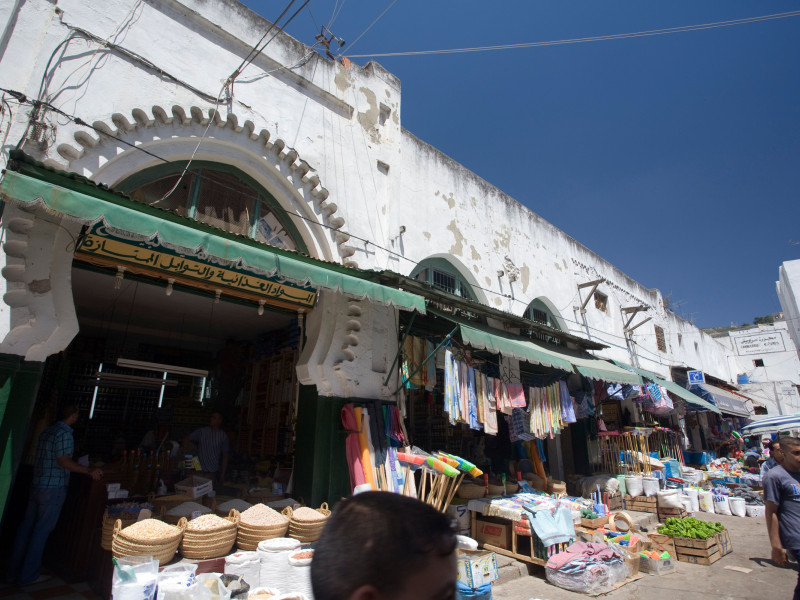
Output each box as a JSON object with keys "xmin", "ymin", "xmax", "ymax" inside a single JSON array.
[{"xmin": 311, "ymin": 491, "xmax": 458, "ymax": 600}]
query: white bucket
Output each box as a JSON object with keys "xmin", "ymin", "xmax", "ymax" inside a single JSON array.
[
  {"xmin": 746, "ymin": 504, "xmax": 766, "ymax": 518},
  {"xmin": 728, "ymin": 497, "xmax": 747, "ymax": 517},
  {"xmin": 625, "ymin": 475, "xmax": 644, "ymax": 498},
  {"xmin": 686, "ymin": 488, "xmax": 700, "ymax": 513},
  {"xmin": 642, "ymin": 477, "xmax": 660, "ymax": 497}
]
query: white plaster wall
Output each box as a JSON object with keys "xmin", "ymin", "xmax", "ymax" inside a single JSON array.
[
  {"xmin": 0, "ymin": 0, "xmax": 783, "ymax": 397},
  {"xmin": 778, "ymin": 260, "xmax": 800, "ymax": 357},
  {"xmin": 722, "ymin": 322, "xmax": 800, "ymax": 386}
]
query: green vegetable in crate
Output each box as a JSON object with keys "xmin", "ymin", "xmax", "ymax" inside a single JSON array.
[{"xmin": 657, "ymin": 517, "xmax": 725, "ymax": 539}]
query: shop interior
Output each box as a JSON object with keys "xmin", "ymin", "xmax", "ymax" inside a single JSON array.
[{"xmin": 0, "ymin": 262, "xmax": 304, "ymax": 575}]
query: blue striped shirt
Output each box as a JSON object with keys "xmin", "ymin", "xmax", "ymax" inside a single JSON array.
[{"xmin": 33, "ymin": 421, "xmax": 74, "ymax": 489}]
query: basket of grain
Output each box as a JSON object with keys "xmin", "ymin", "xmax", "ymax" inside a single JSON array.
[
  {"xmin": 112, "ymin": 517, "xmax": 186, "ymax": 565},
  {"xmin": 179, "ymin": 510, "xmax": 239, "ymax": 559},
  {"xmin": 100, "ymin": 510, "xmax": 137, "ymax": 551},
  {"xmin": 236, "ymin": 505, "xmax": 292, "ymax": 550},
  {"xmin": 287, "ymin": 504, "xmax": 330, "ymax": 542}
]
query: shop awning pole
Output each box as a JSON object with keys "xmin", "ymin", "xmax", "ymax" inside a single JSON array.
[
  {"xmin": 384, "ymin": 311, "xmax": 418, "ymax": 386},
  {"xmin": 393, "ymin": 326, "xmax": 458, "ymax": 395}
]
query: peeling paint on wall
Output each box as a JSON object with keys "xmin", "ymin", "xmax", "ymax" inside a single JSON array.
[
  {"xmin": 423, "ymin": 232, "xmax": 431, "ymax": 240},
  {"xmin": 447, "ymin": 220, "xmax": 465, "ymax": 256},
  {"xmin": 485, "ymin": 277, "xmax": 492, "ymax": 286},
  {"xmin": 521, "ymin": 265, "xmax": 530, "ymax": 293},
  {"xmin": 445, "ymin": 193, "xmax": 455, "ymax": 209},
  {"xmin": 494, "ymin": 297, "xmax": 502, "ymax": 306},
  {"xmin": 357, "ymin": 87, "xmax": 380, "ymax": 143},
  {"xmin": 554, "ymin": 261, "xmax": 562, "ymax": 271},
  {"xmin": 473, "ymin": 264, "xmax": 479, "ymax": 273},
  {"xmin": 335, "ymin": 68, "xmax": 352, "ymax": 93},
  {"xmin": 470, "ymin": 245, "xmax": 481, "ymax": 261}
]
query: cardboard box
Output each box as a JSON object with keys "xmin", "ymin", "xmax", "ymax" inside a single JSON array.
[
  {"xmin": 581, "ymin": 515, "xmax": 610, "ymax": 529},
  {"xmin": 647, "ymin": 534, "xmax": 676, "ymax": 558},
  {"xmin": 174, "ymin": 476, "xmax": 213, "ymax": 499},
  {"xmin": 475, "ymin": 518, "xmax": 511, "ymax": 550},
  {"xmin": 639, "ymin": 555, "xmax": 677, "ymax": 575},
  {"xmin": 715, "ymin": 529, "xmax": 733, "ymax": 556},
  {"xmin": 447, "ymin": 503, "xmax": 471, "ymax": 536},
  {"xmin": 457, "ymin": 550, "xmax": 499, "ymax": 588}
]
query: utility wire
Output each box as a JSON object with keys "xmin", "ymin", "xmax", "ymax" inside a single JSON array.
[
  {"xmin": 344, "ymin": 9, "xmax": 800, "ymax": 58},
  {"xmin": 339, "ymin": 0, "xmax": 399, "ymax": 55}
]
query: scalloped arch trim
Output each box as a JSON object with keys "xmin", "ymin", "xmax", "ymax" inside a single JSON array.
[{"xmin": 50, "ymin": 104, "xmax": 358, "ymax": 266}]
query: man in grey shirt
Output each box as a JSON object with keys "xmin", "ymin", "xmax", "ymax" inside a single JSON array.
[{"xmin": 764, "ymin": 435, "xmax": 800, "ymax": 600}]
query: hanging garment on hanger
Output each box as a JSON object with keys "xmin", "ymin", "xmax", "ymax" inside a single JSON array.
[
  {"xmin": 475, "ymin": 370, "xmax": 485, "ymax": 424},
  {"xmin": 495, "ymin": 378, "xmax": 513, "ymax": 415},
  {"xmin": 425, "ymin": 340, "xmax": 436, "ymax": 391},
  {"xmin": 341, "ymin": 403, "xmax": 367, "ymax": 491},
  {"xmin": 467, "ymin": 366, "xmax": 481, "ymax": 430},
  {"xmin": 354, "ymin": 406, "xmax": 376, "ymax": 490},
  {"xmin": 511, "ymin": 408, "xmax": 536, "ymax": 441},
  {"xmin": 444, "ymin": 349, "xmax": 457, "ymax": 423},
  {"xmin": 483, "ymin": 373, "xmax": 498, "ymax": 435},
  {"xmin": 506, "ymin": 383, "xmax": 527, "ymax": 408},
  {"xmin": 560, "ymin": 380, "xmax": 577, "ymax": 423},
  {"xmin": 459, "ymin": 361, "xmax": 469, "ymax": 421}
]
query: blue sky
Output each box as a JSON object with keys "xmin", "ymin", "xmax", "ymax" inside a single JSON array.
[{"xmin": 240, "ymin": 1, "xmax": 800, "ymax": 329}]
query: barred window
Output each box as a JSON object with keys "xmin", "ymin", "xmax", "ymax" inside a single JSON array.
[{"xmin": 655, "ymin": 325, "xmax": 666, "ymax": 352}]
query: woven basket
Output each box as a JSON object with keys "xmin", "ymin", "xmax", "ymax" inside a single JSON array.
[
  {"xmin": 287, "ymin": 504, "xmax": 329, "ymax": 543},
  {"xmin": 289, "ymin": 503, "xmax": 329, "ymax": 525},
  {"xmin": 112, "ymin": 517, "xmax": 186, "ymax": 565},
  {"xmin": 457, "ymin": 484, "xmax": 485, "ymax": 499},
  {"xmin": 236, "ymin": 506, "xmax": 292, "ymax": 550},
  {"xmin": 101, "ymin": 511, "xmax": 136, "ymax": 551},
  {"xmin": 180, "ymin": 510, "xmax": 239, "ymax": 559}
]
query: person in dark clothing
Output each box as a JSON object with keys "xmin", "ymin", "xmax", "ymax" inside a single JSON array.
[
  {"xmin": 764, "ymin": 436, "xmax": 800, "ymax": 600},
  {"xmin": 5, "ymin": 405, "xmax": 103, "ymax": 586},
  {"xmin": 311, "ymin": 492, "xmax": 457, "ymax": 600}
]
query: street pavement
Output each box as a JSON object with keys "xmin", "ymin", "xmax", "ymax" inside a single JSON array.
[{"xmin": 493, "ymin": 511, "xmax": 797, "ymax": 600}]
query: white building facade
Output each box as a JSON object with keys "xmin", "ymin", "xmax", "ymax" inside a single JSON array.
[{"xmin": 0, "ymin": 0, "xmax": 793, "ymax": 509}]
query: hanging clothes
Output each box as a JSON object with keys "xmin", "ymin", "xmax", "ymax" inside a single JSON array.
[
  {"xmin": 341, "ymin": 403, "xmax": 367, "ymax": 492},
  {"xmin": 354, "ymin": 406, "xmax": 376, "ymax": 490},
  {"xmin": 425, "ymin": 340, "xmax": 436, "ymax": 391},
  {"xmin": 483, "ymin": 373, "xmax": 498, "ymax": 435},
  {"xmin": 475, "ymin": 370, "xmax": 485, "ymax": 424},
  {"xmin": 467, "ymin": 366, "xmax": 481, "ymax": 430},
  {"xmin": 411, "ymin": 336, "xmax": 426, "ymax": 387},
  {"xmin": 560, "ymin": 380, "xmax": 577, "ymax": 424},
  {"xmin": 506, "ymin": 383, "xmax": 527, "ymax": 408}
]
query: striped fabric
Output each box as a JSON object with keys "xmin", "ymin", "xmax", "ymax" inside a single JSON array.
[{"xmin": 190, "ymin": 427, "xmax": 230, "ymax": 473}]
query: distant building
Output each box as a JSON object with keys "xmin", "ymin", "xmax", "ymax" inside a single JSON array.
[{"xmin": 778, "ymin": 259, "xmax": 800, "ymax": 359}]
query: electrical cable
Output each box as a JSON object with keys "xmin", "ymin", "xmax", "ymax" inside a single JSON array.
[
  {"xmin": 0, "ymin": 91, "xmax": 767, "ymax": 369},
  {"xmin": 342, "ymin": 0, "xmax": 399, "ymax": 55},
  {"xmin": 344, "ymin": 9, "xmax": 800, "ymax": 58}
]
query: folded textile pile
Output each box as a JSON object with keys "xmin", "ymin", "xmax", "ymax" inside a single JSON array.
[{"xmin": 545, "ymin": 541, "xmax": 627, "ymax": 595}]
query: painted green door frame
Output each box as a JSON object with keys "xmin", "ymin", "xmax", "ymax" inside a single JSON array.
[{"xmin": 0, "ymin": 354, "xmax": 45, "ymax": 524}]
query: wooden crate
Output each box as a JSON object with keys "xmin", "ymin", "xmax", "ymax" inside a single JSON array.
[
  {"xmin": 658, "ymin": 507, "xmax": 688, "ymax": 521},
  {"xmin": 673, "ymin": 535, "xmax": 721, "ymax": 566},
  {"xmin": 715, "ymin": 529, "xmax": 733, "ymax": 556},
  {"xmin": 625, "ymin": 494, "xmax": 658, "ymax": 513},
  {"xmin": 607, "ymin": 494, "xmax": 623, "ymax": 511},
  {"xmin": 581, "ymin": 515, "xmax": 610, "ymax": 529}
]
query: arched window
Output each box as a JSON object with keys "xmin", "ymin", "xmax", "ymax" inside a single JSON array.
[
  {"xmin": 117, "ymin": 162, "xmax": 306, "ymax": 253},
  {"xmin": 524, "ymin": 298, "xmax": 563, "ymax": 331},
  {"xmin": 410, "ymin": 258, "xmax": 476, "ymax": 300}
]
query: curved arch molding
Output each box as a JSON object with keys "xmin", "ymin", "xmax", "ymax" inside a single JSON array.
[{"xmin": 50, "ymin": 105, "xmax": 357, "ymax": 265}]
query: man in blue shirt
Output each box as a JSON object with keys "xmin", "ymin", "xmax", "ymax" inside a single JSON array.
[
  {"xmin": 4, "ymin": 405, "xmax": 103, "ymax": 586},
  {"xmin": 764, "ymin": 436, "xmax": 800, "ymax": 600}
]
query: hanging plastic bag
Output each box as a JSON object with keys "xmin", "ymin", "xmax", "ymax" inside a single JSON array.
[{"xmin": 112, "ymin": 556, "xmax": 158, "ymax": 600}]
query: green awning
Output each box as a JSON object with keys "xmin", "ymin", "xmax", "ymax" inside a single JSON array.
[
  {"xmin": 566, "ymin": 354, "xmax": 642, "ymax": 386},
  {"xmin": 427, "ymin": 309, "xmax": 642, "ymax": 384},
  {"xmin": 0, "ymin": 170, "xmax": 425, "ymax": 312},
  {"xmin": 458, "ymin": 321, "xmax": 575, "ymax": 372},
  {"xmin": 612, "ymin": 360, "xmax": 721, "ymax": 414}
]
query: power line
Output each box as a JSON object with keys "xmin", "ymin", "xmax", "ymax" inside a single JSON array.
[
  {"xmin": 344, "ymin": 9, "xmax": 800, "ymax": 58},
  {"xmin": 339, "ymin": 0, "xmax": 399, "ymax": 55}
]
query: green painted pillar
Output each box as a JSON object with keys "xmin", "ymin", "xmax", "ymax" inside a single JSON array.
[
  {"xmin": 0, "ymin": 354, "xmax": 44, "ymax": 523},
  {"xmin": 294, "ymin": 387, "xmax": 349, "ymax": 508}
]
